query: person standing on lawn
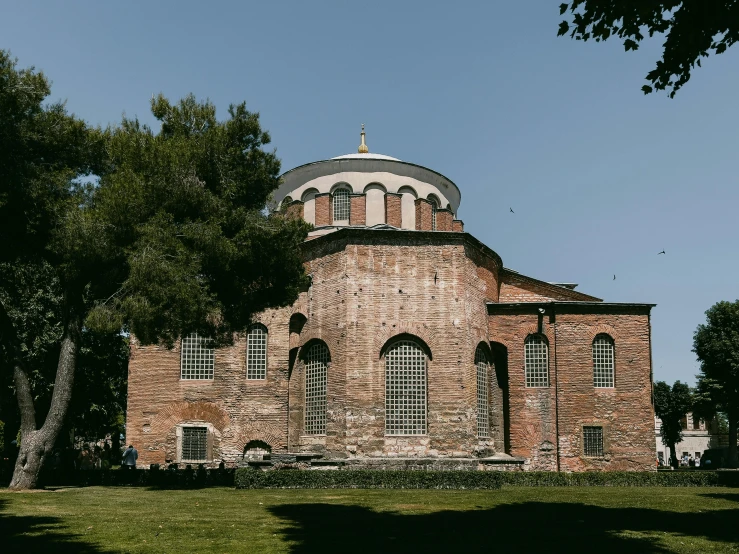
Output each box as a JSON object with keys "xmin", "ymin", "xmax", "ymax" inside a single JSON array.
[{"xmin": 121, "ymin": 445, "xmax": 138, "ymax": 470}]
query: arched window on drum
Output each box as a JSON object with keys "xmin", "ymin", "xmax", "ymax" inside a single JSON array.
[{"xmin": 332, "ymin": 185, "xmax": 352, "ymax": 223}]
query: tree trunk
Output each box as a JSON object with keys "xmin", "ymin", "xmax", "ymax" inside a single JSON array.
[
  {"xmin": 728, "ymin": 416, "xmax": 738, "ymax": 469},
  {"xmin": 669, "ymin": 443, "xmax": 678, "ymax": 469},
  {"xmin": 9, "ymin": 311, "xmax": 81, "ymax": 490}
]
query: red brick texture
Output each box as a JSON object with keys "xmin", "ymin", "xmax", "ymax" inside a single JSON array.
[
  {"xmin": 385, "ymin": 193, "xmax": 402, "ymax": 228},
  {"xmin": 499, "ymin": 269, "xmax": 602, "ymax": 302},
  {"xmin": 349, "ymin": 194, "xmax": 366, "ymax": 226},
  {"xmin": 415, "ymin": 198, "xmax": 433, "ymax": 231},
  {"xmin": 315, "ymin": 193, "xmax": 331, "ymax": 226},
  {"xmin": 435, "ymin": 208, "xmax": 453, "ymax": 231},
  {"xmin": 126, "ymin": 228, "xmax": 654, "ymax": 472},
  {"xmin": 488, "ymin": 305, "xmax": 655, "ymax": 471},
  {"xmin": 452, "ymin": 220, "xmax": 464, "ymax": 232}
]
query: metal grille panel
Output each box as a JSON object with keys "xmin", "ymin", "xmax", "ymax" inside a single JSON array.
[
  {"xmin": 525, "ymin": 335, "xmax": 549, "ymax": 387},
  {"xmin": 385, "ymin": 340, "xmax": 427, "ymax": 435},
  {"xmin": 583, "ymin": 426, "xmax": 604, "ymax": 457},
  {"xmin": 247, "ymin": 325, "xmax": 267, "ymax": 380},
  {"xmin": 333, "ymin": 189, "xmax": 351, "ymax": 221},
  {"xmin": 593, "ymin": 335, "xmax": 614, "ymax": 387},
  {"xmin": 180, "ymin": 333, "xmax": 214, "ymax": 380},
  {"xmin": 476, "ymin": 347, "xmax": 490, "ymax": 438},
  {"xmin": 304, "ymin": 343, "xmax": 329, "ymax": 435},
  {"xmin": 182, "ymin": 427, "xmax": 207, "ymax": 462}
]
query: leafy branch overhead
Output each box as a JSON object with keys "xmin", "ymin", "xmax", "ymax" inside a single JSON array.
[{"xmin": 558, "ymin": 1, "xmax": 739, "ymax": 97}]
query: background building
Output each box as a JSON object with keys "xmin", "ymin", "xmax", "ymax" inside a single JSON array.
[{"xmin": 126, "ymin": 129, "xmax": 656, "ymax": 471}]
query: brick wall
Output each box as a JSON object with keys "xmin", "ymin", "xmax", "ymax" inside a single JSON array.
[
  {"xmin": 488, "ymin": 305, "xmax": 655, "ymax": 471},
  {"xmin": 435, "ymin": 208, "xmax": 453, "ymax": 231},
  {"xmin": 452, "ymin": 220, "xmax": 464, "ymax": 232},
  {"xmin": 349, "ymin": 194, "xmax": 366, "ymax": 226},
  {"xmin": 315, "ymin": 193, "xmax": 331, "ymax": 226},
  {"xmin": 385, "ymin": 193, "xmax": 402, "ymax": 228},
  {"xmin": 126, "ymin": 228, "xmax": 654, "ymax": 471},
  {"xmin": 415, "ymin": 198, "xmax": 433, "ymax": 231}
]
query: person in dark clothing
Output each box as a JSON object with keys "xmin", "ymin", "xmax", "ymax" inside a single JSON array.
[{"xmin": 121, "ymin": 445, "xmax": 138, "ymax": 469}]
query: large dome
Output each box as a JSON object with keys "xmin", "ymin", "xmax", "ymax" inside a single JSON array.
[{"xmin": 331, "ymin": 153, "xmax": 401, "ymax": 161}]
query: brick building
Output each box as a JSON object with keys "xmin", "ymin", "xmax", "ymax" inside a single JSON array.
[{"xmin": 126, "ymin": 128, "xmax": 656, "ymax": 471}]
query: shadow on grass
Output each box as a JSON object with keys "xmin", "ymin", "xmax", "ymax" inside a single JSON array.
[
  {"xmin": 0, "ymin": 498, "xmax": 109, "ymax": 553},
  {"xmin": 700, "ymin": 492, "xmax": 739, "ymax": 503},
  {"xmin": 269, "ymin": 500, "xmax": 739, "ymax": 553}
]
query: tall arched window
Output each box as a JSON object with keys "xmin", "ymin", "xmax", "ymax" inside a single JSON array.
[
  {"xmin": 524, "ymin": 335, "xmax": 549, "ymax": 387},
  {"xmin": 304, "ymin": 342, "xmax": 329, "ymax": 435},
  {"xmin": 246, "ymin": 324, "xmax": 267, "ymax": 380},
  {"xmin": 385, "ymin": 340, "xmax": 427, "ymax": 435},
  {"xmin": 333, "ymin": 188, "xmax": 351, "ymax": 222},
  {"xmin": 428, "ymin": 195, "xmax": 440, "ymax": 230},
  {"xmin": 475, "ymin": 346, "xmax": 491, "ymax": 438},
  {"xmin": 593, "ymin": 334, "xmax": 615, "ymax": 388},
  {"xmin": 180, "ymin": 332, "xmax": 214, "ymax": 380}
]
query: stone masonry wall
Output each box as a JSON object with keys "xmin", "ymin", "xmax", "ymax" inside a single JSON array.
[{"xmin": 488, "ymin": 309, "xmax": 655, "ymax": 471}]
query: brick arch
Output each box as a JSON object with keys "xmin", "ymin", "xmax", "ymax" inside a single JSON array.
[
  {"xmin": 473, "ymin": 340, "xmax": 493, "ymax": 362},
  {"xmin": 373, "ymin": 322, "xmax": 439, "ymax": 360},
  {"xmin": 297, "ymin": 320, "xmax": 330, "ymax": 350},
  {"xmin": 151, "ymin": 401, "xmax": 230, "ymax": 436},
  {"xmin": 586, "ymin": 324, "xmax": 621, "ymax": 344},
  {"xmin": 512, "ymin": 324, "xmax": 554, "ymax": 344},
  {"xmin": 233, "ymin": 421, "xmax": 283, "ymax": 453}
]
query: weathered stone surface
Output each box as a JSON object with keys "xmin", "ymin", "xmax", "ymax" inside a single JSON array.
[{"xmin": 126, "ymin": 229, "xmax": 654, "ymax": 472}]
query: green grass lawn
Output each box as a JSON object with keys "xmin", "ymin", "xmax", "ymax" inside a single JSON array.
[{"xmin": 1, "ymin": 486, "xmax": 738, "ymax": 553}]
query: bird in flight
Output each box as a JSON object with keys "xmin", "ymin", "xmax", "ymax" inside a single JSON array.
[
  {"xmin": 509, "ymin": 207, "xmax": 514, "ymax": 213},
  {"xmin": 658, "ymin": 250, "xmax": 666, "ymax": 255},
  {"xmin": 613, "ymin": 275, "xmax": 616, "ymax": 280}
]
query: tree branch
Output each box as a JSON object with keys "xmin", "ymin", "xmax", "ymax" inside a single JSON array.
[{"xmin": 0, "ymin": 299, "xmax": 37, "ymax": 434}]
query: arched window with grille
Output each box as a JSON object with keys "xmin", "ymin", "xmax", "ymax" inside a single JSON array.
[
  {"xmin": 475, "ymin": 346, "xmax": 491, "ymax": 438},
  {"xmin": 180, "ymin": 332, "xmax": 214, "ymax": 380},
  {"xmin": 246, "ymin": 324, "xmax": 268, "ymax": 380},
  {"xmin": 593, "ymin": 334, "xmax": 615, "ymax": 388},
  {"xmin": 524, "ymin": 335, "xmax": 549, "ymax": 387},
  {"xmin": 304, "ymin": 342, "xmax": 329, "ymax": 435},
  {"xmin": 428, "ymin": 195, "xmax": 440, "ymax": 230},
  {"xmin": 332, "ymin": 187, "xmax": 351, "ymax": 222},
  {"xmin": 385, "ymin": 339, "xmax": 428, "ymax": 435}
]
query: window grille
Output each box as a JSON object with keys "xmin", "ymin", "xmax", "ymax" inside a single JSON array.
[
  {"xmin": 524, "ymin": 335, "xmax": 548, "ymax": 387},
  {"xmin": 182, "ymin": 427, "xmax": 208, "ymax": 462},
  {"xmin": 592, "ymin": 335, "xmax": 614, "ymax": 387},
  {"xmin": 583, "ymin": 426, "xmax": 604, "ymax": 457},
  {"xmin": 304, "ymin": 342, "xmax": 329, "ymax": 435},
  {"xmin": 476, "ymin": 347, "xmax": 490, "ymax": 438},
  {"xmin": 246, "ymin": 325, "xmax": 267, "ymax": 380},
  {"xmin": 180, "ymin": 333, "xmax": 214, "ymax": 380},
  {"xmin": 333, "ymin": 188, "xmax": 351, "ymax": 221},
  {"xmin": 385, "ymin": 340, "xmax": 427, "ymax": 435}
]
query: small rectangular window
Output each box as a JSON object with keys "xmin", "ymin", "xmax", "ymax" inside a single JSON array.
[
  {"xmin": 182, "ymin": 427, "xmax": 208, "ymax": 462},
  {"xmin": 583, "ymin": 426, "xmax": 604, "ymax": 457}
]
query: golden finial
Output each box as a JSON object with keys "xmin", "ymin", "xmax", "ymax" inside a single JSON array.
[{"xmin": 358, "ymin": 123, "xmax": 369, "ymax": 154}]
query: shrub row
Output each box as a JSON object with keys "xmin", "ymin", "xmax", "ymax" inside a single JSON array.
[
  {"xmin": 36, "ymin": 466, "xmax": 235, "ymax": 488},
  {"xmin": 234, "ymin": 469, "xmax": 739, "ymax": 489}
]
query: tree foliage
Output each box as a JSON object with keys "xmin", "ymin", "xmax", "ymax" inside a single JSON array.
[
  {"xmin": 693, "ymin": 300, "xmax": 739, "ymax": 467},
  {"xmin": 558, "ymin": 1, "xmax": 739, "ymax": 97},
  {"xmin": 654, "ymin": 380, "xmax": 692, "ymax": 467},
  {"xmin": 0, "ymin": 49, "xmax": 310, "ymax": 488}
]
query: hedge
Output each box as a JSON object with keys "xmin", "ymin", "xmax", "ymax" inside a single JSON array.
[
  {"xmin": 29, "ymin": 466, "xmax": 236, "ymax": 488},
  {"xmin": 234, "ymin": 469, "xmax": 739, "ymax": 490}
]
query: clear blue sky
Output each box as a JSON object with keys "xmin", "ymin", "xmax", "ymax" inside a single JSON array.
[{"xmin": 3, "ymin": 1, "xmax": 737, "ymax": 385}]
